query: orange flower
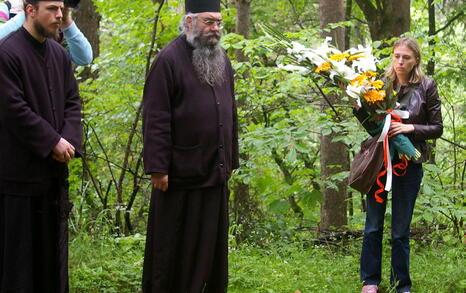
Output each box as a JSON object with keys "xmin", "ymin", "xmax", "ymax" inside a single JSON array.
[
  {"xmin": 364, "ymin": 71, "xmax": 377, "ymax": 77},
  {"xmin": 315, "ymin": 62, "xmax": 331, "ymax": 73},
  {"xmin": 363, "ymin": 90, "xmax": 386, "ymax": 104}
]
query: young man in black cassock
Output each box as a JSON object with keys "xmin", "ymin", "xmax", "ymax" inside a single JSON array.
[
  {"xmin": 141, "ymin": 0, "xmax": 239, "ymax": 292},
  {"xmin": 0, "ymin": 0, "xmax": 82, "ymax": 292}
]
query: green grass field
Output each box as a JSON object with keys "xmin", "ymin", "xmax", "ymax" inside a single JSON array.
[{"xmin": 69, "ymin": 233, "xmax": 465, "ymax": 292}]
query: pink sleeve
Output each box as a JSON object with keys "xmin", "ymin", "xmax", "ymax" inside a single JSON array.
[{"xmin": 0, "ymin": 11, "xmax": 9, "ymax": 22}]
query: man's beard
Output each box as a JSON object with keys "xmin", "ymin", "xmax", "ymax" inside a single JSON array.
[
  {"xmin": 186, "ymin": 26, "xmax": 226, "ymax": 86},
  {"xmin": 33, "ymin": 20, "xmax": 59, "ymax": 39}
]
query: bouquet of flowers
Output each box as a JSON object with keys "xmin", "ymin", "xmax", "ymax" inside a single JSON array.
[{"xmin": 262, "ymin": 24, "xmax": 421, "ymax": 201}]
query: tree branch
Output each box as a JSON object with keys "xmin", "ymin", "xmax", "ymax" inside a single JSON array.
[
  {"xmin": 87, "ymin": 122, "xmax": 119, "ymax": 194},
  {"xmin": 310, "ymin": 79, "xmax": 342, "ymax": 122},
  {"xmin": 439, "ymin": 137, "xmax": 466, "ymax": 150},
  {"xmin": 434, "ymin": 11, "xmax": 464, "ymax": 35}
]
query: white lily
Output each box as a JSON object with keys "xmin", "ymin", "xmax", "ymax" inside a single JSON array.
[
  {"xmin": 346, "ymin": 84, "xmax": 363, "ymax": 100},
  {"xmin": 278, "ymin": 64, "xmax": 310, "ymax": 75},
  {"xmin": 329, "ymin": 60, "xmax": 358, "ymax": 81},
  {"xmin": 347, "ymin": 46, "xmax": 378, "ymax": 72}
]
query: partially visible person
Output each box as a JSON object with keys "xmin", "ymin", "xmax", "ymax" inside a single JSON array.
[
  {"xmin": 0, "ymin": 0, "xmax": 23, "ymax": 21},
  {"xmin": 0, "ymin": 0, "xmax": 93, "ymax": 65},
  {"xmin": 0, "ymin": 1, "xmax": 9, "ymax": 22},
  {"xmin": 0, "ymin": 0, "xmax": 82, "ymax": 291},
  {"xmin": 354, "ymin": 37, "xmax": 443, "ymax": 293}
]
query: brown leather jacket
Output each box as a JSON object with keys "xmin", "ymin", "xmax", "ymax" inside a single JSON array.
[{"xmin": 354, "ymin": 77, "xmax": 443, "ymax": 163}]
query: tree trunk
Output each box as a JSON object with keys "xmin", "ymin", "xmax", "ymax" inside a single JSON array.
[
  {"xmin": 234, "ymin": 0, "xmax": 251, "ymax": 62},
  {"xmin": 73, "ymin": 0, "xmax": 101, "ymax": 80},
  {"xmin": 344, "ymin": 0, "xmax": 353, "ymax": 50},
  {"xmin": 354, "ymin": 0, "xmax": 410, "ymax": 41},
  {"xmin": 318, "ymin": 0, "xmax": 348, "ymax": 229},
  {"xmin": 232, "ymin": 0, "xmax": 260, "ymax": 243},
  {"xmin": 427, "ymin": 0, "xmax": 436, "ymax": 75},
  {"xmin": 426, "ymin": 0, "xmax": 437, "ymax": 164}
]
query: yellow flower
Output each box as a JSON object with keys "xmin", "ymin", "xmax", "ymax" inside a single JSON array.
[
  {"xmin": 370, "ymin": 80, "xmax": 384, "ymax": 89},
  {"xmin": 348, "ymin": 54, "xmax": 365, "ymax": 61},
  {"xmin": 350, "ymin": 74, "xmax": 367, "ymax": 86},
  {"xmin": 315, "ymin": 62, "xmax": 331, "ymax": 73},
  {"xmin": 363, "ymin": 90, "xmax": 386, "ymax": 104},
  {"xmin": 364, "ymin": 71, "xmax": 377, "ymax": 77},
  {"xmin": 330, "ymin": 53, "xmax": 350, "ymax": 61}
]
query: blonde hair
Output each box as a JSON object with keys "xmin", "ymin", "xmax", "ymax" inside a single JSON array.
[{"xmin": 386, "ymin": 37, "xmax": 425, "ymax": 84}]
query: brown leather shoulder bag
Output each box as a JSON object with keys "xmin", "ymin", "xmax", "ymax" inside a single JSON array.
[{"xmin": 349, "ymin": 134, "xmax": 384, "ymax": 194}]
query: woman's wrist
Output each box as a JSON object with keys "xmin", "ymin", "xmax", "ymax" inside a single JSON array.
[{"xmin": 405, "ymin": 124, "xmax": 415, "ymax": 133}]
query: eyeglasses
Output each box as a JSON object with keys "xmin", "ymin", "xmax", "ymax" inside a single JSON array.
[{"xmin": 200, "ymin": 18, "xmax": 224, "ymax": 29}]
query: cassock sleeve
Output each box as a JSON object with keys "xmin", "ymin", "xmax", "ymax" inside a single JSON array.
[
  {"xmin": 61, "ymin": 56, "xmax": 83, "ymax": 157},
  {"xmin": 0, "ymin": 49, "xmax": 61, "ymax": 158},
  {"xmin": 142, "ymin": 52, "xmax": 174, "ymax": 175},
  {"xmin": 229, "ymin": 62, "xmax": 240, "ymax": 170}
]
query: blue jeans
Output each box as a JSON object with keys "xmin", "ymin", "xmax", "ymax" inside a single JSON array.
[{"xmin": 360, "ymin": 162, "xmax": 423, "ymax": 292}]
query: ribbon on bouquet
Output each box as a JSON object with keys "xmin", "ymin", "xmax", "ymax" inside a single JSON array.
[{"xmin": 373, "ymin": 109, "xmax": 410, "ymax": 203}]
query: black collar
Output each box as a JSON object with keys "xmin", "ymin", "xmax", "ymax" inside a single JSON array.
[{"xmin": 20, "ymin": 26, "xmax": 47, "ymax": 56}]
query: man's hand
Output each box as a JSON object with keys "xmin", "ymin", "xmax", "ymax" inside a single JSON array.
[
  {"xmin": 388, "ymin": 122, "xmax": 414, "ymax": 137},
  {"xmin": 151, "ymin": 173, "xmax": 168, "ymax": 192},
  {"xmin": 52, "ymin": 138, "xmax": 75, "ymax": 163}
]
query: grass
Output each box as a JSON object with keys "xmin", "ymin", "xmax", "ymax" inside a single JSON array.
[
  {"xmin": 229, "ymin": 240, "xmax": 465, "ymax": 292},
  {"xmin": 68, "ymin": 231, "xmax": 465, "ymax": 292}
]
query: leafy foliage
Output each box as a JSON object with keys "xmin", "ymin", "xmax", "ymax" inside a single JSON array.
[{"xmin": 66, "ymin": 0, "xmax": 465, "ymax": 289}]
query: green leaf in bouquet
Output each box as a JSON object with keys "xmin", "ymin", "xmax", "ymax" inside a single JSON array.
[{"xmin": 382, "ymin": 77, "xmax": 397, "ymax": 109}]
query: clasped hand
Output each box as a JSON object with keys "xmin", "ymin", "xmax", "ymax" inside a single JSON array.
[
  {"xmin": 151, "ymin": 173, "xmax": 168, "ymax": 192},
  {"xmin": 388, "ymin": 121, "xmax": 414, "ymax": 137},
  {"xmin": 52, "ymin": 137, "xmax": 75, "ymax": 163}
]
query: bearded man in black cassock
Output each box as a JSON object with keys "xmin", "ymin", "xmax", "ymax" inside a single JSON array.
[
  {"xmin": 0, "ymin": 0, "xmax": 82, "ymax": 292},
  {"xmin": 141, "ymin": 0, "xmax": 239, "ymax": 292}
]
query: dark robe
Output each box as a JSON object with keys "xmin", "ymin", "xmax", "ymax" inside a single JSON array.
[
  {"xmin": 142, "ymin": 34, "xmax": 239, "ymax": 292},
  {"xmin": 0, "ymin": 27, "xmax": 82, "ymax": 292}
]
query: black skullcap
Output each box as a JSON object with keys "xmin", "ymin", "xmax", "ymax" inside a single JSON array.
[
  {"xmin": 185, "ymin": 0, "xmax": 220, "ymax": 13},
  {"xmin": 26, "ymin": 0, "xmax": 81, "ymax": 9},
  {"xmin": 26, "ymin": 0, "xmax": 64, "ymax": 2},
  {"xmin": 25, "ymin": 0, "xmax": 64, "ymax": 5}
]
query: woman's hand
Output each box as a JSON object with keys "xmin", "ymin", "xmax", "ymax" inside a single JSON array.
[
  {"xmin": 389, "ymin": 121, "xmax": 414, "ymax": 136},
  {"xmin": 60, "ymin": 7, "xmax": 73, "ymax": 29}
]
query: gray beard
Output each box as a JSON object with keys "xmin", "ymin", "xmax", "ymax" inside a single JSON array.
[{"xmin": 186, "ymin": 31, "xmax": 226, "ymax": 86}]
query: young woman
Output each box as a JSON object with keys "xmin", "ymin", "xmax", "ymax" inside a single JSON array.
[{"xmin": 354, "ymin": 37, "xmax": 443, "ymax": 293}]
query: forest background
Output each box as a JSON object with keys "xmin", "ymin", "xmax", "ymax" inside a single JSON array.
[{"xmin": 67, "ymin": 0, "xmax": 465, "ymax": 292}]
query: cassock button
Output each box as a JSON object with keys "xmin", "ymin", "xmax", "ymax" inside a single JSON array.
[
  {"xmin": 216, "ymin": 101, "xmax": 220, "ymax": 105},
  {"xmin": 220, "ymin": 163, "xmax": 224, "ymax": 168},
  {"xmin": 219, "ymin": 123, "xmax": 223, "ymax": 127},
  {"xmin": 219, "ymin": 144, "xmax": 224, "ymax": 149}
]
